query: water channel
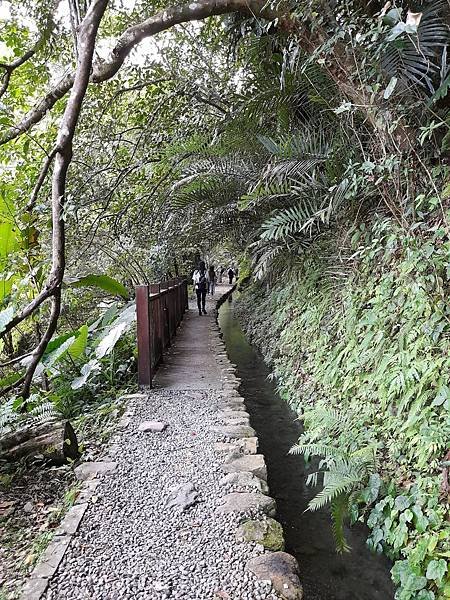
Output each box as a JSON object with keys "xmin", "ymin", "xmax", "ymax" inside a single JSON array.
[{"xmin": 218, "ymin": 293, "xmax": 395, "ymax": 600}]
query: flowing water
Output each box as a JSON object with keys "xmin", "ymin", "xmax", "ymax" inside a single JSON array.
[{"xmin": 218, "ymin": 294, "xmax": 395, "ymax": 600}]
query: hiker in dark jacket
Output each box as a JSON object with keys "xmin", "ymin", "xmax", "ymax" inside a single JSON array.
[
  {"xmin": 208, "ymin": 266, "xmax": 217, "ymax": 296},
  {"xmin": 228, "ymin": 267, "xmax": 234, "ymax": 284},
  {"xmin": 193, "ymin": 261, "xmax": 208, "ymax": 315}
]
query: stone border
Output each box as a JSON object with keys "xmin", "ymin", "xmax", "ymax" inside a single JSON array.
[
  {"xmin": 18, "ymin": 397, "xmax": 141, "ymax": 600},
  {"xmin": 211, "ymin": 290, "xmax": 304, "ymax": 600}
]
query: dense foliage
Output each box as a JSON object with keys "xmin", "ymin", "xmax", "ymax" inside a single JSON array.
[{"xmin": 236, "ymin": 215, "xmax": 450, "ymax": 599}]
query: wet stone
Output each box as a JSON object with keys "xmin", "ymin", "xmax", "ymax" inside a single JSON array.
[{"xmin": 246, "ymin": 552, "xmax": 303, "ymax": 600}]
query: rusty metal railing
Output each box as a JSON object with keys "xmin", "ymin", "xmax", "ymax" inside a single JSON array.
[{"xmin": 135, "ymin": 277, "xmax": 189, "ymax": 388}]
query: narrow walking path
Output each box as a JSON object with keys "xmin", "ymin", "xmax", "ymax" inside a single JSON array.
[{"xmin": 33, "ymin": 285, "xmax": 297, "ymax": 600}]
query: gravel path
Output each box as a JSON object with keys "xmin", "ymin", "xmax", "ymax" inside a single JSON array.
[{"xmin": 44, "ymin": 291, "xmax": 280, "ymax": 600}]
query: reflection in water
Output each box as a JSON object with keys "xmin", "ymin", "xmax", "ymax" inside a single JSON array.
[{"xmin": 218, "ymin": 295, "xmax": 395, "ymax": 600}]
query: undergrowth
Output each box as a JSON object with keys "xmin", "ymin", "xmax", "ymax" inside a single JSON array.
[{"xmin": 236, "ymin": 216, "xmax": 450, "ymax": 600}]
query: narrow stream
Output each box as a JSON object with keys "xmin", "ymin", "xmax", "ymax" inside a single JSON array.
[{"xmin": 218, "ymin": 294, "xmax": 395, "ymax": 600}]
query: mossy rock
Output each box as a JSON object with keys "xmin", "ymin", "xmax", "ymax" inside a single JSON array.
[{"xmin": 237, "ymin": 517, "xmax": 285, "ymax": 551}]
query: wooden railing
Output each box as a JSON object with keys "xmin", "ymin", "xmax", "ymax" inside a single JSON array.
[{"xmin": 135, "ymin": 278, "xmax": 189, "ymax": 388}]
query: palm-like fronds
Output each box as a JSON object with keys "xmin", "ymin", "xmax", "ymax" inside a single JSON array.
[
  {"xmin": 381, "ymin": 0, "xmax": 450, "ymax": 93},
  {"xmin": 331, "ymin": 493, "xmax": 351, "ymax": 553},
  {"xmin": 0, "ymin": 398, "xmax": 58, "ymax": 435},
  {"xmin": 260, "ymin": 178, "xmax": 349, "ymax": 241}
]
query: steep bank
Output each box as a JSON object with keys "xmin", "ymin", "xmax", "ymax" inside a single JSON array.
[{"xmin": 235, "ymin": 217, "xmax": 450, "ymax": 600}]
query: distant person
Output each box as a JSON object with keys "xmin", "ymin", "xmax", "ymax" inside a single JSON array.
[
  {"xmin": 234, "ymin": 267, "xmax": 239, "ymax": 279},
  {"xmin": 228, "ymin": 267, "xmax": 234, "ymax": 284},
  {"xmin": 193, "ymin": 261, "xmax": 208, "ymax": 315},
  {"xmin": 217, "ymin": 266, "xmax": 223, "ymax": 284},
  {"xmin": 208, "ymin": 265, "xmax": 217, "ymax": 296}
]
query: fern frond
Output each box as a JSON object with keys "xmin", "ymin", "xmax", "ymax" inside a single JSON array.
[
  {"xmin": 331, "ymin": 493, "xmax": 351, "ymax": 553},
  {"xmin": 29, "ymin": 402, "xmax": 58, "ymax": 425},
  {"xmin": 289, "ymin": 443, "xmax": 345, "ymax": 460},
  {"xmin": 309, "ymin": 471, "xmax": 363, "ymax": 511}
]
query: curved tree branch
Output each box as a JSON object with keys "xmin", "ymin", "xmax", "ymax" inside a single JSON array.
[
  {"xmin": 2, "ymin": 0, "xmax": 109, "ymax": 399},
  {"xmin": 0, "ymin": 50, "xmax": 36, "ymax": 99},
  {"xmin": 0, "ymin": 0, "xmax": 290, "ymax": 146},
  {"xmin": 0, "ymin": 1, "xmax": 58, "ymax": 100}
]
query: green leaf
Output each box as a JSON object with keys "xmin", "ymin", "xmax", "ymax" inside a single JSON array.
[
  {"xmin": 68, "ymin": 324, "xmax": 88, "ymax": 359},
  {"xmin": 416, "ymin": 590, "xmax": 435, "ymax": 600},
  {"xmin": 432, "ymin": 385, "xmax": 449, "ymax": 407},
  {"xmin": 383, "ymin": 8, "xmax": 403, "ymax": 25},
  {"xmin": 71, "ymin": 359, "xmax": 100, "ymax": 390},
  {"xmin": 425, "ymin": 559, "xmax": 447, "ymax": 583},
  {"xmin": 0, "ymin": 305, "xmax": 14, "ymax": 334},
  {"xmin": 43, "ymin": 336, "xmax": 76, "ymax": 369},
  {"xmin": 67, "ymin": 274, "xmax": 129, "ymax": 299},
  {"xmin": 71, "ymin": 359, "xmax": 99, "ymax": 389},
  {"xmin": 95, "ymin": 322, "xmax": 128, "ymax": 359},
  {"xmin": 361, "ymin": 473, "xmax": 382, "ymax": 504},
  {"xmin": 384, "ymin": 76, "xmax": 398, "ymax": 99},
  {"xmin": 395, "ymin": 495, "xmax": 411, "ymax": 511},
  {"xmin": 0, "ymin": 371, "xmax": 23, "ymax": 388},
  {"xmin": 44, "ymin": 331, "xmax": 74, "ymax": 355}
]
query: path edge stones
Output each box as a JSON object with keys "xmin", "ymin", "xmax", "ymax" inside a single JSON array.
[
  {"xmin": 212, "ymin": 287, "xmax": 304, "ymax": 600},
  {"xmin": 18, "ymin": 400, "xmax": 140, "ymax": 600}
]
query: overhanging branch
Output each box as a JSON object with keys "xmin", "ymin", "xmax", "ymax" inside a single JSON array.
[{"xmin": 0, "ymin": 0, "xmax": 290, "ymax": 146}]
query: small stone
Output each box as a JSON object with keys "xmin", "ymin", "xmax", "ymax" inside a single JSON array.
[
  {"xmin": 165, "ymin": 482, "xmax": 199, "ymax": 511},
  {"xmin": 238, "ymin": 437, "xmax": 258, "ymax": 454},
  {"xmin": 212, "ymin": 425, "xmax": 256, "ymax": 439},
  {"xmin": 23, "ymin": 501, "xmax": 34, "ymax": 513},
  {"xmin": 74, "ymin": 461, "xmax": 117, "ymax": 481},
  {"xmin": 219, "ymin": 472, "xmax": 269, "ymax": 494},
  {"xmin": 222, "ymin": 454, "xmax": 267, "ymax": 481},
  {"xmin": 237, "ymin": 518, "xmax": 285, "ymax": 551},
  {"xmin": 138, "ymin": 421, "xmax": 168, "ymax": 433},
  {"xmin": 222, "ymin": 416, "xmax": 250, "ymax": 426},
  {"xmin": 217, "ymin": 493, "xmax": 276, "ymax": 516},
  {"xmin": 246, "ymin": 552, "xmax": 303, "ymax": 600}
]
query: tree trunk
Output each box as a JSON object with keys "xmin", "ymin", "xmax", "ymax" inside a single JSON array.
[{"xmin": 0, "ymin": 420, "xmax": 79, "ymax": 463}]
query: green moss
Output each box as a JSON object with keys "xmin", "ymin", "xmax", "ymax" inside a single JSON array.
[{"xmin": 238, "ymin": 518, "xmax": 285, "ymax": 551}]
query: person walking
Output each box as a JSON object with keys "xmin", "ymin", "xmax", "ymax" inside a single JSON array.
[
  {"xmin": 228, "ymin": 267, "xmax": 234, "ymax": 284},
  {"xmin": 217, "ymin": 266, "xmax": 223, "ymax": 284},
  {"xmin": 193, "ymin": 261, "xmax": 208, "ymax": 315},
  {"xmin": 208, "ymin": 265, "xmax": 217, "ymax": 296}
]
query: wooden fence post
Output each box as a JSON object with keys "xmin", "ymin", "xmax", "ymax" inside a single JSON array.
[{"xmin": 135, "ymin": 285, "xmax": 152, "ymax": 388}]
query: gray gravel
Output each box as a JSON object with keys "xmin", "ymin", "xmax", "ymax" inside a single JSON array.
[{"xmin": 44, "ymin": 388, "xmax": 279, "ymax": 600}]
